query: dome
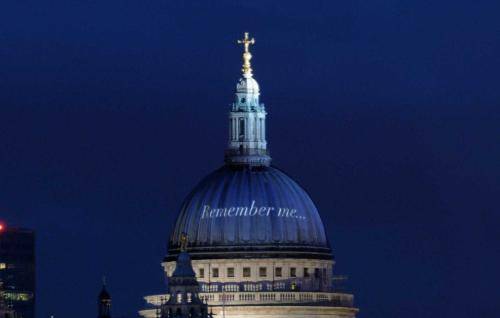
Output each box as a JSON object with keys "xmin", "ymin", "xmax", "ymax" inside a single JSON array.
[
  {"xmin": 237, "ymin": 76, "xmax": 260, "ymax": 94},
  {"xmin": 167, "ymin": 165, "xmax": 332, "ymax": 261}
]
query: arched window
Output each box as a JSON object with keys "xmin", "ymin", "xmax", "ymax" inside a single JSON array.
[{"xmin": 239, "ymin": 118, "xmax": 245, "ymax": 140}]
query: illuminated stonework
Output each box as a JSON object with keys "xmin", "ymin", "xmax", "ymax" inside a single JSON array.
[
  {"xmin": 140, "ymin": 33, "xmax": 358, "ymax": 318},
  {"xmin": 225, "ymin": 32, "xmax": 270, "ymax": 167}
]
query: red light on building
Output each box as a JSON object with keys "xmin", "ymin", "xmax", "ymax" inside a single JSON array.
[{"xmin": 0, "ymin": 224, "xmax": 4, "ymax": 231}]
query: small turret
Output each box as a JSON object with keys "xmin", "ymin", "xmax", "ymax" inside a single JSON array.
[
  {"xmin": 98, "ymin": 279, "xmax": 111, "ymax": 318},
  {"xmin": 159, "ymin": 233, "xmax": 213, "ymax": 318}
]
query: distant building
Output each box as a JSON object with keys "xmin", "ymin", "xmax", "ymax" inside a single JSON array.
[
  {"xmin": 0, "ymin": 282, "xmax": 16, "ymax": 318},
  {"xmin": 0, "ymin": 225, "xmax": 35, "ymax": 318},
  {"xmin": 97, "ymin": 283, "xmax": 111, "ymax": 318}
]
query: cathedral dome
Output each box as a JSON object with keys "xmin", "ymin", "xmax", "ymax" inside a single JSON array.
[{"xmin": 167, "ymin": 165, "xmax": 332, "ymax": 261}]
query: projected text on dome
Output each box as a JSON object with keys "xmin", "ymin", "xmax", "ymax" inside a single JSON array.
[{"xmin": 201, "ymin": 200, "xmax": 307, "ymax": 220}]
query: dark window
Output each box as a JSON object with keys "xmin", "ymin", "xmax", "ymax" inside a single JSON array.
[
  {"xmin": 227, "ymin": 267, "xmax": 235, "ymax": 278},
  {"xmin": 290, "ymin": 267, "xmax": 296, "ymax": 277},
  {"xmin": 241, "ymin": 98, "xmax": 246, "ymax": 103},
  {"xmin": 304, "ymin": 268, "xmax": 310, "ymax": 277},
  {"xmin": 243, "ymin": 267, "xmax": 251, "ymax": 277},
  {"xmin": 259, "ymin": 267, "xmax": 267, "ymax": 277},
  {"xmin": 314, "ymin": 268, "xmax": 320, "ymax": 278},
  {"xmin": 275, "ymin": 267, "xmax": 282, "ymax": 277},
  {"xmin": 212, "ymin": 268, "xmax": 219, "ymax": 278},
  {"xmin": 199, "ymin": 268, "xmax": 205, "ymax": 278},
  {"xmin": 239, "ymin": 118, "xmax": 245, "ymax": 140}
]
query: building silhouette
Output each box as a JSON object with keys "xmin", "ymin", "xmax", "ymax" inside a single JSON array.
[
  {"xmin": 0, "ymin": 226, "xmax": 35, "ymax": 318},
  {"xmin": 157, "ymin": 235, "xmax": 213, "ymax": 318},
  {"xmin": 98, "ymin": 282, "xmax": 111, "ymax": 318}
]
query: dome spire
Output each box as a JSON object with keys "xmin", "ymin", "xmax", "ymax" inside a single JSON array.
[
  {"xmin": 225, "ymin": 32, "xmax": 271, "ymax": 167},
  {"xmin": 98, "ymin": 279, "xmax": 111, "ymax": 318},
  {"xmin": 237, "ymin": 32, "xmax": 255, "ymax": 77}
]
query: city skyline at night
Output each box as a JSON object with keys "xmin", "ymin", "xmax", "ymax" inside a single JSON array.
[{"xmin": 1, "ymin": 1, "xmax": 498, "ymax": 318}]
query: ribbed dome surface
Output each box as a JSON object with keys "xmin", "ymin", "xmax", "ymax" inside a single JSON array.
[{"xmin": 167, "ymin": 165, "xmax": 332, "ymax": 260}]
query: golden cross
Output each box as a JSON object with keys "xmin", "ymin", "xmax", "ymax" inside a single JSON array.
[
  {"xmin": 237, "ymin": 32, "xmax": 255, "ymax": 53},
  {"xmin": 237, "ymin": 32, "xmax": 255, "ymax": 75}
]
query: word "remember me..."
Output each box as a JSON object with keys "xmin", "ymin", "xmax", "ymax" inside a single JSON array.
[{"xmin": 200, "ymin": 200, "xmax": 306, "ymax": 220}]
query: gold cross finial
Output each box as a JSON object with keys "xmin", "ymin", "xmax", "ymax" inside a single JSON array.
[
  {"xmin": 237, "ymin": 32, "xmax": 255, "ymax": 76},
  {"xmin": 238, "ymin": 32, "xmax": 255, "ymax": 53}
]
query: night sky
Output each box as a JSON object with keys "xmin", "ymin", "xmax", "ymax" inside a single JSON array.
[{"xmin": 1, "ymin": 1, "xmax": 499, "ymax": 317}]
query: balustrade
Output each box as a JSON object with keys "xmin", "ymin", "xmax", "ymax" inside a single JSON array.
[{"xmin": 146, "ymin": 291, "xmax": 353, "ymax": 308}]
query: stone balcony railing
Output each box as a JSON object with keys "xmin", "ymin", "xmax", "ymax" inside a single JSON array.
[{"xmin": 145, "ymin": 291, "xmax": 354, "ymax": 308}]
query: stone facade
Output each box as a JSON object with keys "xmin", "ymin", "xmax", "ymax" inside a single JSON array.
[{"xmin": 163, "ymin": 258, "xmax": 334, "ymax": 287}]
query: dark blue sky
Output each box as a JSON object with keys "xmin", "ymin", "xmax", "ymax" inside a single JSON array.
[{"xmin": 1, "ymin": 1, "xmax": 499, "ymax": 317}]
